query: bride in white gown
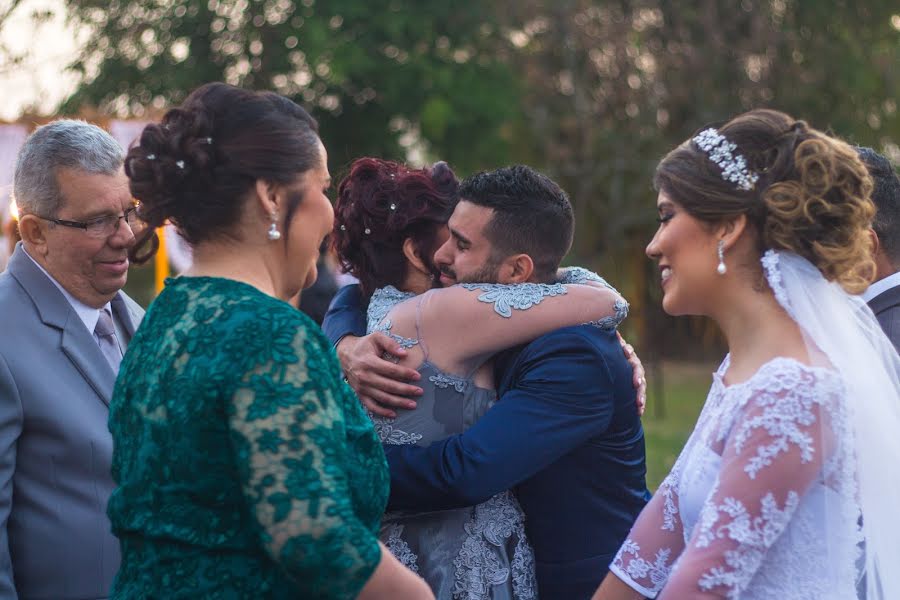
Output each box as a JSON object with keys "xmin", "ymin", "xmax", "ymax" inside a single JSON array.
[{"xmin": 594, "ymin": 109, "xmax": 900, "ymax": 600}]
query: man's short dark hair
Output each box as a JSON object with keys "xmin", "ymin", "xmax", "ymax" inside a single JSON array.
[
  {"xmin": 857, "ymin": 147, "xmax": 900, "ymax": 266},
  {"xmin": 457, "ymin": 165, "xmax": 574, "ymax": 280}
]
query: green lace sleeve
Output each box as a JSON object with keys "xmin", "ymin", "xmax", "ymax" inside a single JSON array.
[{"xmin": 226, "ymin": 315, "xmax": 382, "ymax": 598}]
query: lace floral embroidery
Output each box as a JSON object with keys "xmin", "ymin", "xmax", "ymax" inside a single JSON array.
[
  {"xmin": 106, "ymin": 277, "xmax": 388, "ymax": 598},
  {"xmin": 660, "ymin": 481, "xmax": 679, "ymax": 532},
  {"xmin": 510, "ymin": 534, "xmax": 537, "ymax": 599},
  {"xmin": 370, "ymin": 414, "xmax": 423, "ymax": 445},
  {"xmin": 585, "ymin": 298, "xmax": 629, "ymax": 330},
  {"xmin": 696, "ymin": 491, "xmax": 800, "ymax": 594},
  {"xmin": 761, "ymin": 251, "xmax": 795, "ymax": 320},
  {"xmin": 734, "ymin": 389, "xmax": 821, "ymax": 479},
  {"xmin": 612, "ymin": 539, "xmax": 672, "ymax": 596},
  {"xmin": 383, "ymin": 522, "xmax": 419, "ymax": 573},
  {"xmin": 451, "ymin": 492, "xmax": 536, "ymax": 600},
  {"xmin": 429, "ymin": 372, "xmax": 468, "ymax": 393},
  {"xmin": 557, "ymin": 266, "xmax": 614, "ymax": 289},
  {"xmin": 372, "ymin": 319, "xmax": 419, "ymax": 350},
  {"xmin": 367, "ymin": 286, "xmax": 415, "ymax": 333},
  {"xmin": 611, "ymin": 357, "xmax": 856, "ymax": 599},
  {"xmin": 460, "ymin": 282, "xmax": 567, "ymax": 318}
]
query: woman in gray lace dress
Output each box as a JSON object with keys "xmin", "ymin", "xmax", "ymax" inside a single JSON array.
[{"xmin": 332, "ymin": 158, "xmax": 630, "ymax": 600}]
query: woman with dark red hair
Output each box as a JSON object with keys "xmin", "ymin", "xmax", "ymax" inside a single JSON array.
[{"xmin": 331, "ymin": 158, "xmax": 630, "ymax": 599}]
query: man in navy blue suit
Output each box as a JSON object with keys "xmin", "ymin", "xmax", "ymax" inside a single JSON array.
[{"xmin": 324, "ymin": 165, "xmax": 650, "ymax": 599}]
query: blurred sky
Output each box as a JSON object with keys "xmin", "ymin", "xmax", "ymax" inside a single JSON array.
[{"xmin": 0, "ymin": 0, "xmax": 85, "ymax": 121}]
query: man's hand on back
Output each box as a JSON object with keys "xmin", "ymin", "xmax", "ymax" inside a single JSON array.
[
  {"xmin": 336, "ymin": 333, "xmax": 424, "ymax": 418},
  {"xmin": 617, "ymin": 332, "xmax": 647, "ymax": 416}
]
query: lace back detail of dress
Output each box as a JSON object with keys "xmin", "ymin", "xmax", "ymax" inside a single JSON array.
[
  {"xmin": 367, "ymin": 285, "xmax": 416, "ymax": 333},
  {"xmin": 451, "ymin": 491, "xmax": 537, "ymax": 600},
  {"xmin": 365, "ymin": 286, "xmax": 536, "ymax": 598}
]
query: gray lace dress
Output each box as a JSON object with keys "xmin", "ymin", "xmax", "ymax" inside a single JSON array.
[{"xmin": 366, "ymin": 286, "xmax": 538, "ymax": 600}]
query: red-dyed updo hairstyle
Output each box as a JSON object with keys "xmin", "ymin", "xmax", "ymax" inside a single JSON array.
[{"xmin": 333, "ymin": 159, "xmax": 459, "ymax": 297}]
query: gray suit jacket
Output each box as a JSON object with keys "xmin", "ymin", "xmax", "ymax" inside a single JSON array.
[
  {"xmin": 0, "ymin": 244, "xmax": 143, "ymax": 600},
  {"xmin": 868, "ymin": 283, "xmax": 900, "ymax": 355}
]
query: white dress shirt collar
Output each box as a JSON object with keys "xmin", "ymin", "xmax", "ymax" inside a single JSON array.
[
  {"xmin": 862, "ymin": 270, "xmax": 900, "ymax": 304},
  {"xmin": 22, "ymin": 247, "xmax": 112, "ymax": 334}
]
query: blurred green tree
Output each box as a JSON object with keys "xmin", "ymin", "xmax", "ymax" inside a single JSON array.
[
  {"xmin": 497, "ymin": 0, "xmax": 900, "ymax": 358},
  {"xmin": 61, "ymin": 0, "xmax": 528, "ymax": 173},
  {"xmin": 60, "ymin": 0, "xmax": 900, "ymax": 359}
]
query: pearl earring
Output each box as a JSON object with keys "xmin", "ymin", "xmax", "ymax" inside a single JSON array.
[
  {"xmin": 716, "ymin": 240, "xmax": 727, "ymax": 275},
  {"xmin": 267, "ymin": 212, "xmax": 281, "ymax": 241}
]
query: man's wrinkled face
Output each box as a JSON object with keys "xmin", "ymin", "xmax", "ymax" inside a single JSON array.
[
  {"xmin": 433, "ymin": 200, "xmax": 502, "ymax": 286},
  {"xmin": 40, "ymin": 167, "xmax": 136, "ymax": 308}
]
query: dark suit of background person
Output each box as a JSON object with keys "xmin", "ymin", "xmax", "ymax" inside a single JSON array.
[
  {"xmin": 298, "ymin": 254, "xmax": 340, "ymax": 324},
  {"xmin": 323, "ymin": 285, "xmax": 651, "ymax": 600},
  {"xmin": 857, "ymin": 147, "xmax": 900, "ymax": 353}
]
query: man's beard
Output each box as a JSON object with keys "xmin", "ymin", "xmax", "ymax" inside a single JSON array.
[{"xmin": 440, "ymin": 258, "xmax": 502, "ymax": 285}]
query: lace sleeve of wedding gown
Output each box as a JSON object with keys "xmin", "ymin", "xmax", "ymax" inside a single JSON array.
[
  {"xmin": 658, "ymin": 368, "xmax": 842, "ymax": 599},
  {"xmin": 613, "ymin": 362, "xmax": 845, "ymax": 599},
  {"xmin": 608, "ymin": 468, "xmax": 688, "ymax": 597}
]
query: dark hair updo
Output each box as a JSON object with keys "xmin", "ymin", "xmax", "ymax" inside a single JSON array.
[
  {"xmin": 125, "ymin": 82, "xmax": 321, "ymax": 263},
  {"xmin": 655, "ymin": 108, "xmax": 875, "ymax": 293},
  {"xmin": 333, "ymin": 159, "xmax": 459, "ymax": 297},
  {"xmin": 856, "ymin": 146, "xmax": 900, "ymax": 267}
]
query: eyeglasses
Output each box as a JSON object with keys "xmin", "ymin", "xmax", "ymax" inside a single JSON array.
[{"xmin": 40, "ymin": 205, "xmax": 144, "ymax": 239}]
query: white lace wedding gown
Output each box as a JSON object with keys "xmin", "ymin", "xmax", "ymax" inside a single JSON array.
[
  {"xmin": 611, "ymin": 354, "xmax": 861, "ymax": 599},
  {"xmin": 607, "ymin": 237, "xmax": 900, "ymax": 599}
]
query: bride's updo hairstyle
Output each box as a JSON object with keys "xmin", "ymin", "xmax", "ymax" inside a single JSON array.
[
  {"xmin": 655, "ymin": 108, "xmax": 876, "ymax": 293},
  {"xmin": 125, "ymin": 82, "xmax": 321, "ymax": 262},
  {"xmin": 333, "ymin": 159, "xmax": 459, "ymax": 297}
]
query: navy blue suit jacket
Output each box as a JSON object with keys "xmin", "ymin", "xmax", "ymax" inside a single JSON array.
[{"xmin": 323, "ymin": 284, "xmax": 650, "ymax": 600}]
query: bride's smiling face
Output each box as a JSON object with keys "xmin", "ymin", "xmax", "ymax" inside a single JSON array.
[{"xmin": 646, "ymin": 191, "xmax": 722, "ymax": 316}]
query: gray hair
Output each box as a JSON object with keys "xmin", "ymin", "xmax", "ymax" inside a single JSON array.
[{"xmin": 13, "ymin": 119, "xmax": 125, "ymax": 218}]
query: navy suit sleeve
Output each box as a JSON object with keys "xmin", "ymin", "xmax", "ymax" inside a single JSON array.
[
  {"xmin": 321, "ymin": 284, "xmax": 367, "ymax": 346},
  {"xmin": 385, "ymin": 328, "xmax": 624, "ymax": 511}
]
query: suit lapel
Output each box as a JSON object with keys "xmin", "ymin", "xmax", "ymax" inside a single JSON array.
[
  {"xmin": 7, "ymin": 244, "xmax": 116, "ymax": 406},
  {"xmin": 61, "ymin": 316, "xmax": 115, "ymax": 405},
  {"xmin": 868, "ymin": 284, "xmax": 900, "ymax": 317},
  {"xmin": 111, "ymin": 292, "xmax": 142, "ymax": 342}
]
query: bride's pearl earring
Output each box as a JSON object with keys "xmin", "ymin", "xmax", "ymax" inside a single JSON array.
[
  {"xmin": 267, "ymin": 211, "xmax": 281, "ymax": 241},
  {"xmin": 716, "ymin": 240, "xmax": 727, "ymax": 275}
]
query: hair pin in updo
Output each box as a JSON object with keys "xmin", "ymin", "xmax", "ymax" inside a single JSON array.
[
  {"xmin": 364, "ymin": 228, "xmax": 371, "ymax": 235},
  {"xmin": 202, "ymin": 137, "xmax": 213, "ymax": 145},
  {"xmin": 146, "ymin": 153, "xmax": 156, "ymax": 160},
  {"xmin": 175, "ymin": 160, "xmax": 185, "ymax": 170},
  {"xmin": 693, "ymin": 128, "xmax": 759, "ymax": 191},
  {"xmin": 389, "ymin": 203, "xmax": 396, "ymax": 211},
  {"xmin": 340, "ymin": 224, "xmax": 346, "ymax": 231}
]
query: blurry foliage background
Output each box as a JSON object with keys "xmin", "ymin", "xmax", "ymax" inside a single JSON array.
[{"xmin": 20, "ymin": 0, "xmax": 900, "ymax": 362}]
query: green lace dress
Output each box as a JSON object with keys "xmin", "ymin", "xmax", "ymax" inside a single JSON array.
[{"xmin": 107, "ymin": 277, "xmax": 389, "ymax": 599}]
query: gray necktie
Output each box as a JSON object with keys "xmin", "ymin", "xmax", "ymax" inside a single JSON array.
[{"xmin": 95, "ymin": 308, "xmax": 123, "ymax": 374}]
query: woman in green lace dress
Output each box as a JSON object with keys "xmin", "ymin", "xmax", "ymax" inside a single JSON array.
[{"xmin": 107, "ymin": 83, "xmax": 433, "ymax": 599}]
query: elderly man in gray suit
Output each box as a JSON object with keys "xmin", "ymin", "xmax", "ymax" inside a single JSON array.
[
  {"xmin": 858, "ymin": 147, "xmax": 900, "ymax": 353},
  {"xmin": 0, "ymin": 120, "xmax": 144, "ymax": 599}
]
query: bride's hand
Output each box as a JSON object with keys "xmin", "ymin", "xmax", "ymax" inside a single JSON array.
[{"xmin": 336, "ymin": 333, "xmax": 423, "ymax": 418}]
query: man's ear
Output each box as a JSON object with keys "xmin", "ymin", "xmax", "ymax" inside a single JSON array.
[
  {"xmin": 497, "ymin": 253, "xmax": 534, "ymax": 284},
  {"xmin": 402, "ymin": 238, "xmax": 430, "ymax": 275},
  {"xmin": 16, "ymin": 215, "xmax": 49, "ymax": 256},
  {"xmin": 868, "ymin": 228, "xmax": 881, "ymax": 257}
]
